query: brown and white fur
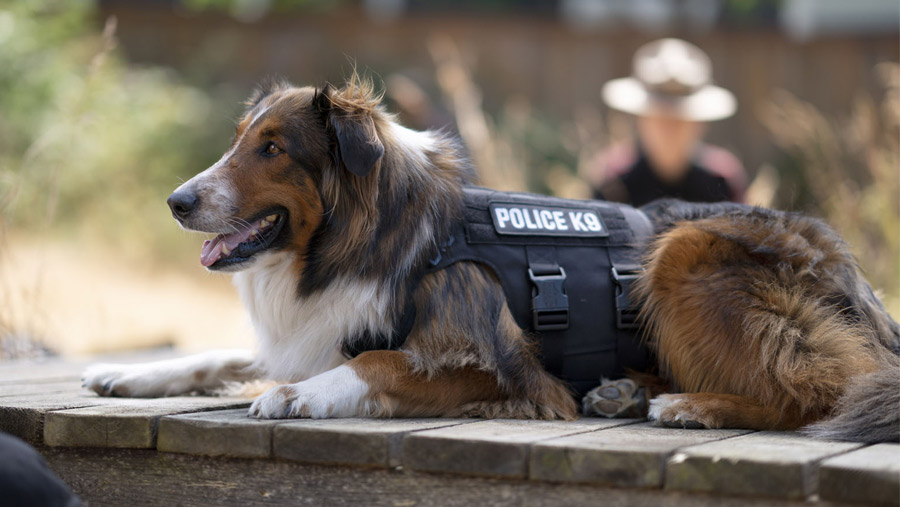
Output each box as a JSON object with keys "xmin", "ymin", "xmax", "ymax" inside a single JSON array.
[{"xmin": 82, "ymin": 77, "xmax": 899, "ymax": 442}]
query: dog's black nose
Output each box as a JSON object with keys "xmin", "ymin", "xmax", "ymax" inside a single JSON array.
[{"xmin": 167, "ymin": 190, "xmax": 198, "ymax": 220}]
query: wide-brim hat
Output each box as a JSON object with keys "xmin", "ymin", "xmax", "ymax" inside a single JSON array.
[{"xmin": 602, "ymin": 38, "xmax": 736, "ymax": 122}]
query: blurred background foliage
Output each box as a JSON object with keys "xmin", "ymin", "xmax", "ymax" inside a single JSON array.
[
  {"xmin": 761, "ymin": 64, "xmax": 899, "ymax": 302},
  {"xmin": 0, "ymin": 0, "xmax": 233, "ymax": 259},
  {"xmin": 0, "ymin": 0, "xmax": 897, "ymax": 357}
]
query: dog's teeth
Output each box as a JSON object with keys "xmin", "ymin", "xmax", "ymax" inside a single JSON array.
[
  {"xmin": 260, "ymin": 220, "xmax": 268, "ymax": 229},
  {"xmin": 266, "ymin": 215, "xmax": 277, "ymax": 223},
  {"xmin": 250, "ymin": 228, "xmax": 258, "ymax": 238},
  {"xmin": 221, "ymin": 244, "xmax": 231, "ymax": 255}
]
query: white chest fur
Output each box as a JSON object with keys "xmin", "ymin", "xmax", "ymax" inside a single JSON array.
[{"xmin": 232, "ymin": 252, "xmax": 391, "ymax": 382}]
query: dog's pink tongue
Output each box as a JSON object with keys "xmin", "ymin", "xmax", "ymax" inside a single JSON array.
[
  {"xmin": 200, "ymin": 237, "xmax": 225, "ymax": 267},
  {"xmin": 200, "ymin": 227, "xmax": 256, "ymax": 267}
]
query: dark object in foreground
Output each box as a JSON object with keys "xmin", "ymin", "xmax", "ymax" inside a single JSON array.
[{"xmin": 0, "ymin": 432, "xmax": 81, "ymax": 507}]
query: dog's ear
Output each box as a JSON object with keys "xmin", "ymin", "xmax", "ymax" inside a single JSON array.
[
  {"xmin": 330, "ymin": 112, "xmax": 384, "ymax": 178},
  {"xmin": 316, "ymin": 82, "xmax": 384, "ymax": 178},
  {"xmin": 314, "ymin": 83, "xmax": 335, "ymax": 114}
]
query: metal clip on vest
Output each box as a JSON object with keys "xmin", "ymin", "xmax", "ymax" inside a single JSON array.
[
  {"xmin": 610, "ymin": 265, "xmax": 644, "ymax": 329},
  {"xmin": 528, "ymin": 267, "xmax": 569, "ymax": 331}
]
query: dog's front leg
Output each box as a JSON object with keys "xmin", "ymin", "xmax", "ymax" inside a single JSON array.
[
  {"xmin": 249, "ymin": 350, "xmax": 505, "ymax": 419},
  {"xmin": 82, "ymin": 349, "xmax": 257, "ymax": 397},
  {"xmin": 248, "ymin": 363, "xmax": 369, "ymax": 419}
]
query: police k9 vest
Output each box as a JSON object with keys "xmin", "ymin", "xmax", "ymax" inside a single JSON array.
[{"xmin": 346, "ymin": 187, "xmax": 653, "ymax": 399}]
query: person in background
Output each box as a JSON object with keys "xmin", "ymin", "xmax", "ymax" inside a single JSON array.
[{"xmin": 588, "ymin": 38, "xmax": 747, "ymax": 207}]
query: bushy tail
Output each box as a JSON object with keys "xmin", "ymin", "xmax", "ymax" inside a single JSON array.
[{"xmin": 802, "ymin": 360, "xmax": 900, "ymax": 443}]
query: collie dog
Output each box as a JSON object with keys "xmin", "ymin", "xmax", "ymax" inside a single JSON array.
[{"xmin": 83, "ymin": 77, "xmax": 899, "ymax": 443}]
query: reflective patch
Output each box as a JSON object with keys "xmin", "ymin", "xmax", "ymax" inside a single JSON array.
[{"xmin": 489, "ymin": 202, "xmax": 608, "ymax": 237}]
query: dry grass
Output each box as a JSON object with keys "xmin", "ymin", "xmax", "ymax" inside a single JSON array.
[
  {"xmin": 0, "ymin": 234, "xmax": 252, "ymax": 359},
  {"xmin": 427, "ymin": 34, "xmax": 631, "ymax": 200},
  {"xmin": 760, "ymin": 62, "xmax": 900, "ymax": 316}
]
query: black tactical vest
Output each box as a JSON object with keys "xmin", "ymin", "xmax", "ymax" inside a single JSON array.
[{"xmin": 344, "ymin": 187, "xmax": 653, "ymax": 399}]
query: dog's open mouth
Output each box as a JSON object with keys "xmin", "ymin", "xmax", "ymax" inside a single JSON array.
[{"xmin": 200, "ymin": 211, "xmax": 287, "ymax": 270}]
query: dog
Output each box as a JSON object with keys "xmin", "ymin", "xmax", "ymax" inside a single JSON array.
[{"xmin": 82, "ymin": 76, "xmax": 900, "ymax": 443}]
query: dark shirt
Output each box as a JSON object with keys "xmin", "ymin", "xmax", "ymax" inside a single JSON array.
[{"xmin": 592, "ymin": 143, "xmax": 746, "ymax": 207}]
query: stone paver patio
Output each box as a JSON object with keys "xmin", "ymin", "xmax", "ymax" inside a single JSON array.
[{"xmin": 1, "ymin": 352, "xmax": 897, "ymax": 506}]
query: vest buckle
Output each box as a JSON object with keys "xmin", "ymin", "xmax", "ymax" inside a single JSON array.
[
  {"xmin": 611, "ymin": 265, "xmax": 644, "ymax": 329},
  {"xmin": 528, "ymin": 267, "xmax": 570, "ymax": 331}
]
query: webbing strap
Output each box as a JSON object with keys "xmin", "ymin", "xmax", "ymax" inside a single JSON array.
[
  {"xmin": 525, "ymin": 245, "xmax": 568, "ymax": 375},
  {"xmin": 525, "ymin": 245, "xmax": 561, "ymax": 276}
]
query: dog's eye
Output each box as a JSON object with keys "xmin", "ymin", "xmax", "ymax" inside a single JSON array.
[{"xmin": 264, "ymin": 142, "xmax": 282, "ymax": 156}]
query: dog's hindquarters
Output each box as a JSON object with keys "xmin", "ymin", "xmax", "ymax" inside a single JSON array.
[{"xmin": 637, "ymin": 207, "xmax": 897, "ymax": 436}]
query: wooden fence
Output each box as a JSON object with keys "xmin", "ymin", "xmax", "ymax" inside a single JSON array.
[{"xmin": 98, "ymin": 2, "xmax": 899, "ymax": 174}]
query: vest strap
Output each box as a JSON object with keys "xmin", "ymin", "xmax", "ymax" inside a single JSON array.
[
  {"xmin": 525, "ymin": 246, "xmax": 569, "ymax": 376},
  {"xmin": 525, "ymin": 246, "xmax": 570, "ymax": 332}
]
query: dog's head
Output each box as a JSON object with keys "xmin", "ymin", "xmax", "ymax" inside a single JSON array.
[{"xmin": 167, "ymin": 78, "xmax": 385, "ymax": 272}]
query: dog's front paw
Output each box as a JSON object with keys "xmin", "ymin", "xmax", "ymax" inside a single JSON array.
[
  {"xmin": 582, "ymin": 378, "xmax": 647, "ymax": 418},
  {"xmin": 247, "ymin": 384, "xmax": 352, "ymax": 419},
  {"xmin": 248, "ymin": 384, "xmax": 322, "ymax": 419},
  {"xmin": 647, "ymin": 394, "xmax": 709, "ymax": 429},
  {"xmin": 82, "ymin": 363, "xmax": 135, "ymax": 397},
  {"xmin": 248, "ymin": 365, "xmax": 369, "ymax": 419},
  {"xmin": 82, "ymin": 362, "xmax": 176, "ymax": 398}
]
